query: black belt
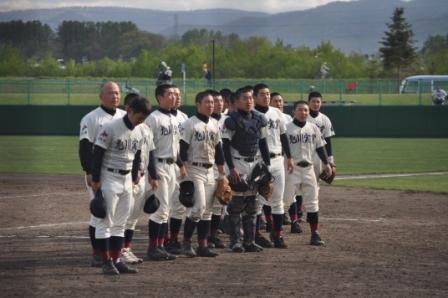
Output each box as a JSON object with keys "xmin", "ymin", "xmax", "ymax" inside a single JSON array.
[
  {"xmin": 107, "ymin": 168, "xmax": 131, "ymax": 175},
  {"xmin": 296, "ymin": 161, "xmax": 312, "ymax": 168},
  {"xmin": 192, "ymin": 162, "xmax": 213, "ymax": 169},
  {"xmin": 157, "ymin": 158, "xmax": 175, "ymax": 164},
  {"xmin": 233, "ymin": 156, "xmax": 256, "ymax": 162},
  {"xmin": 269, "ymin": 152, "xmax": 282, "ymax": 158}
]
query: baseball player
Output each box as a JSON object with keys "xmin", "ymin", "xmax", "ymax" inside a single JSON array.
[
  {"xmin": 253, "ymin": 83, "xmax": 293, "ymax": 249},
  {"xmin": 293, "ymin": 91, "xmax": 336, "ymax": 233},
  {"xmin": 283, "ymin": 100, "xmax": 332, "ymax": 246},
  {"xmin": 179, "ymin": 91, "xmax": 226, "ymax": 257},
  {"xmin": 222, "ymin": 86, "xmax": 271, "ymax": 253},
  {"xmin": 145, "ymin": 84, "xmax": 186, "ymax": 261},
  {"xmin": 90, "ymin": 96, "xmax": 151, "ymax": 275},
  {"xmin": 268, "ymin": 91, "xmax": 296, "ymax": 232},
  {"xmin": 79, "ymin": 81, "xmax": 126, "ymax": 267},
  {"xmin": 121, "ymin": 93, "xmax": 157, "ymax": 264},
  {"xmin": 164, "ymin": 85, "xmax": 189, "ymax": 255},
  {"xmin": 270, "ymin": 92, "xmax": 293, "ymax": 123},
  {"xmin": 208, "ymin": 89, "xmax": 228, "ymax": 249}
]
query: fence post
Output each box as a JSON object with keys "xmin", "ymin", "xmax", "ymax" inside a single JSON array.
[
  {"xmin": 378, "ymin": 80, "xmax": 383, "ymax": 106},
  {"xmin": 418, "ymin": 79, "xmax": 422, "ymax": 105},
  {"xmin": 339, "ymin": 80, "xmax": 343, "ymax": 102},
  {"xmin": 27, "ymin": 80, "xmax": 32, "ymax": 105},
  {"xmin": 299, "ymin": 80, "xmax": 303, "ymax": 100},
  {"xmin": 66, "ymin": 79, "xmax": 71, "ymax": 105}
]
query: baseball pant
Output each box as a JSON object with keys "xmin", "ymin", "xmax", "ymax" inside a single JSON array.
[
  {"xmin": 186, "ymin": 164, "xmax": 217, "ymax": 221},
  {"xmin": 125, "ymin": 173, "xmax": 146, "ymax": 231},
  {"xmin": 149, "ymin": 161, "xmax": 177, "ymax": 224},
  {"xmin": 95, "ymin": 170, "xmax": 133, "ymax": 239},
  {"xmin": 283, "ymin": 164, "xmax": 319, "ymax": 213},
  {"xmin": 169, "ymin": 167, "xmax": 186, "ymax": 220},
  {"xmin": 292, "ymin": 155, "xmax": 322, "ymax": 202},
  {"xmin": 256, "ymin": 155, "xmax": 285, "ymax": 215}
]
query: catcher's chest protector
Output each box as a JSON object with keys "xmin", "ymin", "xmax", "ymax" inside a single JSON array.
[{"xmin": 229, "ymin": 111, "xmax": 264, "ymax": 157}]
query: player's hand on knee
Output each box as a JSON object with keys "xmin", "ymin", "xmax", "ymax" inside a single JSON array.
[
  {"xmin": 229, "ymin": 168, "xmax": 240, "ymax": 184},
  {"xmin": 287, "ymin": 158, "xmax": 294, "ymax": 174}
]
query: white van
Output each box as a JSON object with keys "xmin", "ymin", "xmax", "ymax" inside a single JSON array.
[{"xmin": 399, "ymin": 75, "xmax": 448, "ymax": 94}]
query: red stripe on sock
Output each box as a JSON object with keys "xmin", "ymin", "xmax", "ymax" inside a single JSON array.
[{"xmin": 310, "ymin": 223, "xmax": 319, "ymax": 233}]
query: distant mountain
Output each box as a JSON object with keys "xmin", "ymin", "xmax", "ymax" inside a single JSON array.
[{"xmin": 1, "ymin": 0, "xmax": 447, "ymax": 53}]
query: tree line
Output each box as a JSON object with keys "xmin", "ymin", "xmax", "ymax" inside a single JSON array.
[{"xmin": 0, "ymin": 8, "xmax": 447, "ymax": 79}]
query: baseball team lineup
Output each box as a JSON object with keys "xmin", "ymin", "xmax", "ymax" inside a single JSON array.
[{"xmin": 79, "ymin": 80, "xmax": 336, "ymax": 275}]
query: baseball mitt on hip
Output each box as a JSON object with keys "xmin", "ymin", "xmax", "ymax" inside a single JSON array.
[
  {"xmin": 214, "ymin": 177, "xmax": 233, "ymax": 205},
  {"xmin": 320, "ymin": 163, "xmax": 336, "ymax": 184},
  {"xmin": 258, "ymin": 181, "xmax": 273, "ymax": 201}
]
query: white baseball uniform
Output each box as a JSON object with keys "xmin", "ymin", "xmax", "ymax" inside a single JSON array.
[
  {"xmin": 94, "ymin": 116, "xmax": 143, "ymax": 239},
  {"xmin": 307, "ymin": 112, "xmax": 335, "ymax": 178},
  {"xmin": 79, "ymin": 106, "xmax": 126, "ymax": 227},
  {"xmin": 283, "ymin": 121, "xmax": 326, "ymax": 213},
  {"xmin": 170, "ymin": 110, "xmax": 189, "ymax": 220},
  {"xmin": 212, "ymin": 113, "xmax": 229, "ymax": 215},
  {"xmin": 181, "ymin": 115, "xmax": 221, "ymax": 221},
  {"xmin": 125, "ymin": 123, "xmax": 155, "ymax": 231},
  {"xmin": 283, "ymin": 113, "xmax": 293, "ymax": 123},
  {"xmin": 145, "ymin": 109, "xmax": 180, "ymax": 224},
  {"xmin": 256, "ymin": 106, "xmax": 287, "ymax": 215}
]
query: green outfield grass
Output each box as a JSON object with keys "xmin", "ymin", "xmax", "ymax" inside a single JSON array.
[
  {"xmin": 0, "ymin": 136, "xmax": 447, "ymax": 193},
  {"xmin": 334, "ymin": 175, "xmax": 448, "ymax": 194}
]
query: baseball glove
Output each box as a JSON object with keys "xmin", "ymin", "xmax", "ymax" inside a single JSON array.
[
  {"xmin": 215, "ymin": 177, "xmax": 233, "ymax": 205},
  {"xmin": 319, "ymin": 163, "xmax": 336, "ymax": 184},
  {"xmin": 258, "ymin": 181, "xmax": 273, "ymax": 201}
]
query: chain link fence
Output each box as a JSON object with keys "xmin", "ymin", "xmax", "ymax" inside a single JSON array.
[{"xmin": 0, "ymin": 78, "xmax": 433, "ymax": 106}]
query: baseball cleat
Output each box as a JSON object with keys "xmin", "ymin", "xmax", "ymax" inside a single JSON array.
[
  {"xmin": 121, "ymin": 248, "xmax": 142, "ymax": 264},
  {"xmin": 114, "ymin": 261, "xmax": 138, "ymax": 274},
  {"xmin": 196, "ymin": 246, "xmax": 218, "ymax": 257},
  {"xmin": 231, "ymin": 242, "xmax": 244, "ymax": 253},
  {"xmin": 158, "ymin": 247, "xmax": 177, "ymax": 260},
  {"xmin": 255, "ymin": 234, "xmax": 273, "ymax": 248},
  {"xmin": 291, "ymin": 221, "xmax": 303, "ymax": 234},
  {"xmin": 91, "ymin": 254, "xmax": 103, "ymax": 268},
  {"xmin": 208, "ymin": 235, "xmax": 225, "ymax": 249},
  {"xmin": 272, "ymin": 235, "xmax": 288, "ymax": 249},
  {"xmin": 147, "ymin": 247, "xmax": 169, "ymax": 261},
  {"xmin": 310, "ymin": 232, "xmax": 325, "ymax": 246},
  {"xmin": 182, "ymin": 241, "xmax": 197, "ymax": 258},
  {"xmin": 244, "ymin": 243, "xmax": 263, "ymax": 252},
  {"xmin": 102, "ymin": 260, "xmax": 119, "ymax": 275},
  {"xmin": 165, "ymin": 239, "xmax": 183, "ymax": 255}
]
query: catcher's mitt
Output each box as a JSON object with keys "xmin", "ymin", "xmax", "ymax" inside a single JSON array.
[
  {"xmin": 258, "ymin": 181, "xmax": 273, "ymax": 201},
  {"xmin": 319, "ymin": 163, "xmax": 336, "ymax": 184},
  {"xmin": 215, "ymin": 177, "xmax": 233, "ymax": 205}
]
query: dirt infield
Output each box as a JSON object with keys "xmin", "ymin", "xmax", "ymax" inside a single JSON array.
[{"xmin": 0, "ymin": 173, "xmax": 447, "ymax": 298}]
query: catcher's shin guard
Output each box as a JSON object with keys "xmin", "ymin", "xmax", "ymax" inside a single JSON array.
[{"xmin": 242, "ymin": 214, "xmax": 256, "ymax": 246}]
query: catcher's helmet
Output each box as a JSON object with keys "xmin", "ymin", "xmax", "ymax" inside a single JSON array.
[
  {"xmin": 179, "ymin": 180, "xmax": 195, "ymax": 207},
  {"xmin": 143, "ymin": 194, "xmax": 160, "ymax": 214},
  {"xmin": 90, "ymin": 190, "xmax": 107, "ymax": 219},
  {"xmin": 250, "ymin": 163, "xmax": 273, "ymax": 187}
]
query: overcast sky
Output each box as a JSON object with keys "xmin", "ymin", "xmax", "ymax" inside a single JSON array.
[{"xmin": 0, "ymin": 0, "xmax": 357, "ymax": 13}]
